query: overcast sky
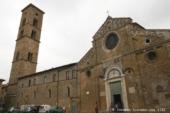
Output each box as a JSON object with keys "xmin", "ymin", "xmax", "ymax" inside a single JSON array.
[{"xmin": 0, "ymin": 0, "xmax": 170, "ymax": 84}]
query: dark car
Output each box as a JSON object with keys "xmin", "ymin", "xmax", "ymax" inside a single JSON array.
[
  {"xmin": 30, "ymin": 106, "xmax": 40, "ymax": 113},
  {"xmin": 49, "ymin": 107, "xmax": 63, "ymax": 113}
]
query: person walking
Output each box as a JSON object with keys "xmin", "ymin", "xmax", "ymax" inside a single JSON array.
[
  {"xmin": 110, "ymin": 102, "xmax": 113, "ymax": 113},
  {"xmin": 118, "ymin": 102, "xmax": 122, "ymax": 112},
  {"xmin": 62, "ymin": 105, "xmax": 66, "ymax": 113},
  {"xmin": 115, "ymin": 103, "xmax": 118, "ymax": 113},
  {"xmin": 95, "ymin": 102, "xmax": 99, "ymax": 113}
]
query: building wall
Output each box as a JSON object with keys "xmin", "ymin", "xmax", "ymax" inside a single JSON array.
[
  {"xmin": 17, "ymin": 64, "xmax": 77, "ymax": 112},
  {"xmin": 5, "ymin": 4, "xmax": 44, "ymax": 109},
  {"xmin": 0, "ymin": 85, "xmax": 7, "ymax": 107},
  {"xmin": 78, "ymin": 16, "xmax": 170, "ymax": 113},
  {"xmin": 4, "ymin": 4, "xmax": 170, "ymax": 113}
]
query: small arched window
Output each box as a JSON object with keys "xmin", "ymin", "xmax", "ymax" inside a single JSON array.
[
  {"xmin": 44, "ymin": 76, "xmax": 46, "ymax": 83},
  {"xmin": 33, "ymin": 78, "xmax": 36, "ymax": 85},
  {"xmin": 53, "ymin": 74, "xmax": 56, "ymax": 82},
  {"xmin": 28, "ymin": 80, "xmax": 31, "ymax": 86},
  {"xmin": 48, "ymin": 89, "xmax": 51, "ymax": 98},
  {"xmin": 156, "ymin": 85, "xmax": 164, "ymax": 92},
  {"xmin": 67, "ymin": 87, "xmax": 70, "ymax": 97}
]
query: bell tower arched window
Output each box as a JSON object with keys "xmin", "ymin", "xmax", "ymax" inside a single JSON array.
[
  {"xmin": 22, "ymin": 18, "xmax": 26, "ymax": 26},
  {"xmin": 33, "ymin": 19, "xmax": 38, "ymax": 27},
  {"xmin": 28, "ymin": 52, "xmax": 33, "ymax": 61},
  {"xmin": 31, "ymin": 30, "xmax": 36, "ymax": 39}
]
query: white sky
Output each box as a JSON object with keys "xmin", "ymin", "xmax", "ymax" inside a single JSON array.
[{"xmin": 0, "ymin": 0, "xmax": 170, "ymax": 84}]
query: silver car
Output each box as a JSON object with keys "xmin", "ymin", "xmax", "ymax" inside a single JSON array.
[
  {"xmin": 24, "ymin": 106, "xmax": 33, "ymax": 113},
  {"xmin": 8, "ymin": 107, "xmax": 20, "ymax": 113}
]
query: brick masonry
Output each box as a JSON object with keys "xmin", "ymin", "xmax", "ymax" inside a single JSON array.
[{"xmin": 1, "ymin": 4, "xmax": 170, "ymax": 113}]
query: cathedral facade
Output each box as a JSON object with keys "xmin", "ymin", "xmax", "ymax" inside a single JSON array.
[
  {"xmin": 1, "ymin": 3, "xmax": 170, "ymax": 113},
  {"xmin": 77, "ymin": 16, "xmax": 170, "ymax": 112}
]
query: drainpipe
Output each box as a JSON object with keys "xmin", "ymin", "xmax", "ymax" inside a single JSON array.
[
  {"xmin": 57, "ymin": 70, "xmax": 59, "ymax": 107},
  {"xmin": 97, "ymin": 76, "xmax": 100, "ymax": 110}
]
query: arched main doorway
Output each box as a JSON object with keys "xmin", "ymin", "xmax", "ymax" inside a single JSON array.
[{"xmin": 104, "ymin": 65, "xmax": 129, "ymax": 110}]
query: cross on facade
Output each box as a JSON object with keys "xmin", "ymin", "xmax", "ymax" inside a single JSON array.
[{"xmin": 107, "ymin": 10, "xmax": 109, "ymax": 15}]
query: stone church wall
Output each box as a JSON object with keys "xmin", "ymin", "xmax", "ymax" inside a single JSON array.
[
  {"xmin": 17, "ymin": 64, "xmax": 77, "ymax": 112},
  {"xmin": 78, "ymin": 16, "xmax": 170, "ymax": 113}
]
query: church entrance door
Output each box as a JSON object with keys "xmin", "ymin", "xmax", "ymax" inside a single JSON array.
[
  {"xmin": 110, "ymin": 81, "xmax": 123, "ymax": 108},
  {"xmin": 113, "ymin": 94, "xmax": 121, "ymax": 104}
]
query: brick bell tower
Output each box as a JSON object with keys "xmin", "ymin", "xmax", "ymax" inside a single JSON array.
[{"xmin": 5, "ymin": 4, "xmax": 44, "ymax": 108}]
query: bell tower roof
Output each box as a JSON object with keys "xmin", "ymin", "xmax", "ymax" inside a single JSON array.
[{"xmin": 21, "ymin": 3, "xmax": 45, "ymax": 14}]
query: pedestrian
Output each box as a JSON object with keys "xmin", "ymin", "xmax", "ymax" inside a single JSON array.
[
  {"xmin": 62, "ymin": 105, "xmax": 66, "ymax": 113},
  {"xmin": 118, "ymin": 102, "xmax": 122, "ymax": 111},
  {"xmin": 115, "ymin": 103, "xmax": 118, "ymax": 113},
  {"xmin": 110, "ymin": 102, "xmax": 113, "ymax": 113},
  {"xmin": 95, "ymin": 102, "xmax": 99, "ymax": 113}
]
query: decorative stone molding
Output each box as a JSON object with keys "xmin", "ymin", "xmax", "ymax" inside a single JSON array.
[
  {"xmin": 104, "ymin": 65, "xmax": 123, "ymax": 80},
  {"xmin": 104, "ymin": 65, "xmax": 129, "ymax": 110},
  {"xmin": 125, "ymin": 23, "xmax": 145, "ymax": 35},
  {"xmin": 93, "ymin": 17, "xmax": 132, "ymax": 40},
  {"xmin": 131, "ymin": 30, "xmax": 165, "ymax": 38},
  {"xmin": 102, "ymin": 31, "xmax": 120, "ymax": 52}
]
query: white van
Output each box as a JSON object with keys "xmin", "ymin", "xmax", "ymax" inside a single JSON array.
[
  {"xmin": 20, "ymin": 104, "xmax": 34, "ymax": 113},
  {"xmin": 39, "ymin": 105, "xmax": 51, "ymax": 113}
]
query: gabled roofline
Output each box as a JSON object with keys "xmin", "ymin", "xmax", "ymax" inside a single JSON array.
[
  {"xmin": 92, "ymin": 16, "xmax": 132, "ymax": 39},
  {"xmin": 22, "ymin": 3, "xmax": 45, "ymax": 14},
  {"xmin": 133, "ymin": 22, "xmax": 145, "ymax": 29},
  {"xmin": 78, "ymin": 48, "xmax": 93, "ymax": 63}
]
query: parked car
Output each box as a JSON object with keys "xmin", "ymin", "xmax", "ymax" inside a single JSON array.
[
  {"xmin": 49, "ymin": 107, "xmax": 63, "ymax": 113},
  {"xmin": 24, "ymin": 106, "xmax": 33, "ymax": 113},
  {"xmin": 30, "ymin": 106, "xmax": 40, "ymax": 113},
  {"xmin": 39, "ymin": 105, "xmax": 51, "ymax": 113},
  {"xmin": 20, "ymin": 105, "xmax": 34, "ymax": 113},
  {"xmin": 0, "ymin": 107, "xmax": 4, "ymax": 113},
  {"xmin": 8, "ymin": 107, "xmax": 20, "ymax": 113}
]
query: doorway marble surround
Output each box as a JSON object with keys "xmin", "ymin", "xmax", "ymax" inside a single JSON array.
[{"xmin": 104, "ymin": 65, "xmax": 129, "ymax": 111}]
